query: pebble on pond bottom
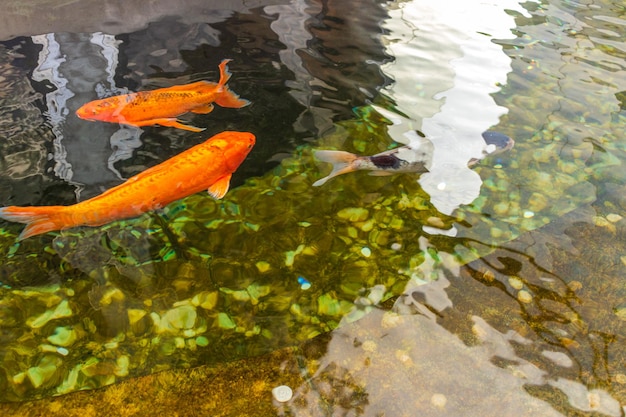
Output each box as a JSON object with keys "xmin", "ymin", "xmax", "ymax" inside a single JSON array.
[
  {"xmin": 517, "ymin": 290, "xmax": 533, "ymax": 304},
  {"xmin": 272, "ymin": 385, "xmax": 293, "ymax": 402},
  {"xmin": 431, "ymin": 393, "xmax": 447, "ymax": 409},
  {"xmin": 297, "ymin": 276, "xmax": 311, "ymax": 290}
]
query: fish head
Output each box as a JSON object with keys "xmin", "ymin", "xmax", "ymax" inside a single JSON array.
[
  {"xmin": 76, "ymin": 97, "xmax": 120, "ymax": 121},
  {"xmin": 481, "ymin": 131, "xmax": 515, "ymax": 155},
  {"xmin": 208, "ymin": 131, "xmax": 256, "ymax": 169}
]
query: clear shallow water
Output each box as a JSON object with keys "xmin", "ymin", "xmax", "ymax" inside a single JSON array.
[{"xmin": 0, "ymin": 0, "xmax": 625, "ymax": 415}]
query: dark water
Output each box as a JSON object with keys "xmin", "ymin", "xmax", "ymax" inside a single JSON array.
[
  {"xmin": 0, "ymin": 0, "xmax": 625, "ymax": 415},
  {"xmin": 1, "ymin": 3, "xmax": 389, "ymax": 205}
]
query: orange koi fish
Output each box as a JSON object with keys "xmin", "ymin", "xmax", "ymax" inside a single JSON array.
[
  {"xmin": 76, "ymin": 59, "xmax": 250, "ymax": 132},
  {"xmin": 0, "ymin": 131, "xmax": 255, "ymax": 240}
]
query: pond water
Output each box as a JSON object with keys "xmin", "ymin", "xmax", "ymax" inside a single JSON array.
[{"xmin": 0, "ymin": 0, "xmax": 625, "ymax": 415}]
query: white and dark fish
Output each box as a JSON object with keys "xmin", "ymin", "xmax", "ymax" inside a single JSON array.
[
  {"xmin": 313, "ymin": 130, "xmax": 513, "ymax": 187},
  {"xmin": 313, "ymin": 134, "xmax": 433, "ymax": 187}
]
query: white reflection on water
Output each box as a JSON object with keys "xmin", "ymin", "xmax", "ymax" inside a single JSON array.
[
  {"xmin": 265, "ymin": 1, "xmax": 337, "ymax": 137},
  {"xmin": 31, "ymin": 32, "xmax": 141, "ymax": 200},
  {"xmin": 282, "ymin": 311, "xmax": 562, "ymax": 416},
  {"xmin": 381, "ymin": 0, "xmax": 532, "ymax": 216},
  {"xmin": 31, "ymin": 33, "xmax": 75, "ymax": 184}
]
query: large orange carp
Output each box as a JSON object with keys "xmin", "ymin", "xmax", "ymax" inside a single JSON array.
[{"xmin": 0, "ymin": 131, "xmax": 255, "ymax": 240}]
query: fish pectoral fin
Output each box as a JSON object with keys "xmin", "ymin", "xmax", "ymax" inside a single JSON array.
[
  {"xmin": 144, "ymin": 118, "xmax": 205, "ymax": 132},
  {"xmin": 208, "ymin": 174, "xmax": 232, "ymax": 199},
  {"xmin": 190, "ymin": 103, "xmax": 214, "ymax": 114}
]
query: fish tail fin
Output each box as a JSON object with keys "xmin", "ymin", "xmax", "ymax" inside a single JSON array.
[
  {"xmin": 214, "ymin": 86, "xmax": 251, "ymax": 108},
  {"xmin": 313, "ymin": 150, "xmax": 359, "ymax": 186},
  {"xmin": 0, "ymin": 206, "xmax": 62, "ymax": 240},
  {"xmin": 217, "ymin": 59, "xmax": 233, "ymax": 86},
  {"xmin": 213, "ymin": 59, "xmax": 250, "ymax": 109}
]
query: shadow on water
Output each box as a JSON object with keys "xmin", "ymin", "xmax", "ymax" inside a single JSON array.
[{"xmin": 0, "ymin": 0, "xmax": 625, "ymax": 415}]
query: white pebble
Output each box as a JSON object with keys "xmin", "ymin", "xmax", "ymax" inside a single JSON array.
[
  {"xmin": 272, "ymin": 385, "xmax": 293, "ymax": 402},
  {"xmin": 360, "ymin": 247, "xmax": 372, "ymax": 257},
  {"xmin": 541, "ymin": 350, "xmax": 573, "ymax": 367},
  {"xmin": 390, "ymin": 243, "xmax": 402, "ymax": 251},
  {"xmin": 518, "ymin": 290, "xmax": 533, "ymax": 303},
  {"xmin": 508, "ymin": 276, "xmax": 524, "ymax": 290},
  {"xmin": 361, "ymin": 340, "xmax": 377, "ymax": 353},
  {"xmin": 523, "ymin": 210, "xmax": 535, "ymax": 218},
  {"xmin": 431, "ymin": 393, "xmax": 447, "ymax": 408},
  {"xmin": 56, "ymin": 347, "xmax": 69, "ymax": 356}
]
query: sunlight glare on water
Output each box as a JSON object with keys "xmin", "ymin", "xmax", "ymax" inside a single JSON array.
[{"xmin": 382, "ymin": 0, "xmax": 530, "ymax": 217}]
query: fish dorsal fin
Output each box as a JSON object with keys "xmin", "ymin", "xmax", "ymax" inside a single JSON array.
[
  {"xmin": 158, "ymin": 81, "xmax": 213, "ymax": 92},
  {"xmin": 208, "ymin": 174, "xmax": 232, "ymax": 199},
  {"xmin": 217, "ymin": 59, "xmax": 233, "ymax": 86}
]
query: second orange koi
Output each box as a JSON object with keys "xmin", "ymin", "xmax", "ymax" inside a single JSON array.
[
  {"xmin": 76, "ymin": 59, "xmax": 250, "ymax": 132},
  {"xmin": 0, "ymin": 131, "xmax": 256, "ymax": 240}
]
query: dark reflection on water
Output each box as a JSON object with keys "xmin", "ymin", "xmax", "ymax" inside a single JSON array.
[
  {"xmin": 0, "ymin": 43, "xmax": 52, "ymax": 208},
  {"xmin": 1, "ymin": 1, "xmax": 391, "ymax": 205}
]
